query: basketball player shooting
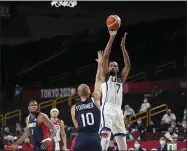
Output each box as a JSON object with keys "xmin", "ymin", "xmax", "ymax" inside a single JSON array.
[
  {"xmin": 50, "ymin": 108, "xmax": 67, "ymax": 151},
  {"xmin": 70, "ymin": 51, "xmax": 103, "ymax": 151},
  {"xmin": 100, "ymin": 31, "xmax": 130, "ymax": 151},
  {"xmin": 10, "ymin": 100, "xmax": 56, "ymax": 151}
]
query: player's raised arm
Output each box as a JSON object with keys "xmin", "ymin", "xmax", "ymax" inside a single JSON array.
[
  {"xmin": 71, "ymin": 105, "xmax": 78, "ymax": 129},
  {"xmin": 95, "ymin": 51, "xmax": 104, "ymax": 83},
  {"xmin": 120, "ymin": 32, "xmax": 131, "ymax": 83},
  {"xmin": 60, "ymin": 120, "xmax": 67, "ymax": 150},
  {"xmin": 102, "ymin": 31, "xmax": 117, "ymax": 76},
  {"xmin": 92, "ymin": 51, "xmax": 103, "ymax": 110}
]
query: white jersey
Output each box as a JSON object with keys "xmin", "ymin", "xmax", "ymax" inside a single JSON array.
[
  {"xmin": 52, "ymin": 119, "xmax": 61, "ymax": 142},
  {"xmin": 101, "ymin": 75, "xmax": 123, "ymax": 107}
]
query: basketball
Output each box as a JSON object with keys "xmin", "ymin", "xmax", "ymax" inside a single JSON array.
[{"xmin": 106, "ymin": 15, "xmax": 121, "ymax": 31}]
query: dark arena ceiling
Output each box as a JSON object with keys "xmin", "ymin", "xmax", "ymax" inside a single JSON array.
[{"xmin": 1, "ymin": 1, "xmax": 186, "ymax": 90}]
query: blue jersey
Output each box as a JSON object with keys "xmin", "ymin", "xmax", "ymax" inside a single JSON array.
[
  {"xmin": 75, "ymin": 97, "xmax": 100, "ymax": 133},
  {"xmin": 27, "ymin": 112, "xmax": 50, "ymax": 145}
]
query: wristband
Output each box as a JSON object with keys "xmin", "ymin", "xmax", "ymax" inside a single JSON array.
[{"xmin": 42, "ymin": 138, "xmax": 52, "ymax": 142}]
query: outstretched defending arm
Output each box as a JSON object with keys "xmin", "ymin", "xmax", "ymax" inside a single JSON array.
[
  {"xmin": 92, "ymin": 51, "xmax": 103, "ymax": 110},
  {"xmin": 95, "ymin": 51, "xmax": 104, "ymax": 83},
  {"xmin": 121, "ymin": 32, "xmax": 130, "ymax": 83}
]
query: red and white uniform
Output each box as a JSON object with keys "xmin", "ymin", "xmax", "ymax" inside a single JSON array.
[{"xmin": 53, "ymin": 119, "xmax": 61, "ymax": 150}]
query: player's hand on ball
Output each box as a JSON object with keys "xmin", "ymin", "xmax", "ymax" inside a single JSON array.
[
  {"xmin": 108, "ymin": 29, "xmax": 117, "ymax": 36},
  {"xmin": 106, "ymin": 15, "xmax": 120, "ymax": 37},
  {"xmin": 95, "ymin": 50, "xmax": 103, "ymax": 64},
  {"xmin": 121, "ymin": 32, "xmax": 127, "ymax": 49},
  {"xmin": 41, "ymin": 138, "xmax": 51, "ymax": 149}
]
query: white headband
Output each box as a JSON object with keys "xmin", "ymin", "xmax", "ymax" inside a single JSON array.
[{"xmin": 50, "ymin": 108, "xmax": 59, "ymax": 114}]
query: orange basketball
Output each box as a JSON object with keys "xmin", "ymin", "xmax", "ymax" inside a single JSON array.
[{"xmin": 106, "ymin": 15, "xmax": 121, "ymax": 31}]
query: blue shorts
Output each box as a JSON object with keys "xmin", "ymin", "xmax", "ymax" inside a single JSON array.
[{"xmin": 73, "ymin": 132, "xmax": 102, "ymax": 151}]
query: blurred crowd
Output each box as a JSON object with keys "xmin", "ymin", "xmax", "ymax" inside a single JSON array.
[
  {"xmin": 1, "ymin": 83, "xmax": 187, "ymax": 151},
  {"xmin": 1, "ymin": 97, "xmax": 186, "ymax": 151},
  {"xmin": 122, "ymin": 97, "xmax": 186, "ymax": 142},
  {"xmin": 2, "ymin": 123, "xmax": 33, "ymax": 151}
]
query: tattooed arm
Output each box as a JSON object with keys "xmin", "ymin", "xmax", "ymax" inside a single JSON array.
[
  {"xmin": 41, "ymin": 113, "xmax": 56, "ymax": 140},
  {"xmin": 40, "ymin": 113, "xmax": 57, "ymax": 149}
]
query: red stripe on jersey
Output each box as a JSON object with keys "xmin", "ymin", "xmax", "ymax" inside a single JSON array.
[
  {"xmin": 54, "ymin": 119, "xmax": 61, "ymax": 125},
  {"xmin": 41, "ymin": 123, "xmax": 50, "ymax": 139},
  {"xmin": 48, "ymin": 141, "xmax": 53, "ymax": 151},
  {"xmin": 70, "ymin": 135, "xmax": 78, "ymax": 151}
]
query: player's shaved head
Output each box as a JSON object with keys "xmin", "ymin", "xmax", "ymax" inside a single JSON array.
[{"xmin": 78, "ymin": 84, "xmax": 91, "ymax": 97}]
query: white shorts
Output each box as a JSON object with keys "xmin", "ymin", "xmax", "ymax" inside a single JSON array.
[
  {"xmin": 100, "ymin": 102, "xmax": 126, "ymax": 136},
  {"xmin": 55, "ymin": 141, "xmax": 60, "ymax": 150}
]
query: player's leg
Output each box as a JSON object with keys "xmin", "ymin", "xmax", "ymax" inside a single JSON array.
[
  {"xmin": 100, "ymin": 106, "xmax": 113, "ymax": 150},
  {"xmin": 73, "ymin": 134, "xmax": 86, "ymax": 151},
  {"xmin": 114, "ymin": 135, "xmax": 127, "ymax": 150},
  {"xmin": 101, "ymin": 131, "xmax": 111, "ymax": 150},
  {"xmin": 70, "ymin": 135, "xmax": 77, "ymax": 151},
  {"xmin": 86, "ymin": 133, "xmax": 102, "ymax": 151},
  {"xmin": 112, "ymin": 110, "xmax": 127, "ymax": 150},
  {"xmin": 34, "ymin": 145, "xmax": 41, "ymax": 151},
  {"xmin": 93, "ymin": 137, "xmax": 102, "ymax": 151}
]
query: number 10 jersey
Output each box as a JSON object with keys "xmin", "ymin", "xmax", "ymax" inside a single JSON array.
[{"xmin": 75, "ymin": 97, "xmax": 100, "ymax": 133}]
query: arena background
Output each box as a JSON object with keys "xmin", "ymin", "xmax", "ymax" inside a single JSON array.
[{"xmin": 0, "ymin": 1, "xmax": 187, "ymax": 150}]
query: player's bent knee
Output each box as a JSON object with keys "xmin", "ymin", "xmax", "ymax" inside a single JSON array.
[
  {"xmin": 100, "ymin": 131, "xmax": 111, "ymax": 139},
  {"xmin": 100, "ymin": 127, "xmax": 111, "ymax": 135},
  {"xmin": 100, "ymin": 133, "xmax": 109, "ymax": 138}
]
